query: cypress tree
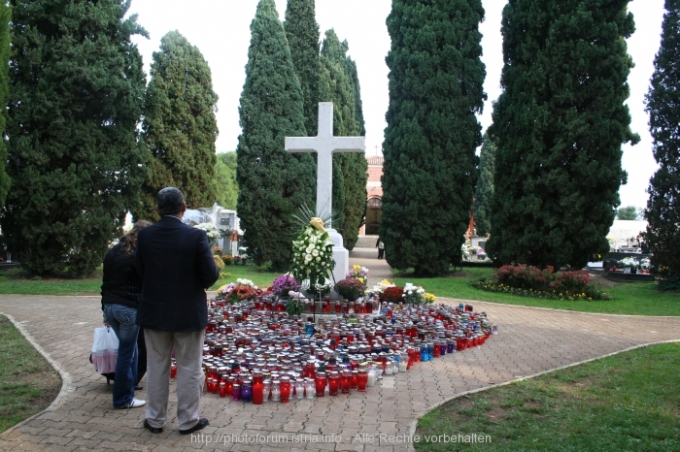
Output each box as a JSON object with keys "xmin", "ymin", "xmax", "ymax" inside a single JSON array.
[
  {"xmin": 285, "ymin": 0, "xmax": 320, "ymax": 136},
  {"xmin": 0, "ymin": 3, "xmax": 10, "ymax": 208},
  {"xmin": 319, "ymin": 29, "xmax": 368, "ymax": 250},
  {"xmin": 381, "ymin": 0, "xmax": 485, "ymax": 276},
  {"xmin": 3, "ymin": 0, "xmax": 147, "ymax": 276},
  {"xmin": 616, "ymin": 206, "xmax": 638, "ymax": 220},
  {"xmin": 487, "ymin": 0, "xmax": 638, "ymax": 269},
  {"xmin": 472, "ymin": 133, "xmax": 496, "ymax": 237},
  {"xmin": 214, "ymin": 152, "xmax": 238, "ymax": 210},
  {"xmin": 134, "ymin": 31, "xmax": 218, "ymax": 221},
  {"xmin": 644, "ymin": 0, "xmax": 680, "ymax": 285},
  {"xmin": 237, "ymin": 0, "xmax": 316, "ymax": 271}
]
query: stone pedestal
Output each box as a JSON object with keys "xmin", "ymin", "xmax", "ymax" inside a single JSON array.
[{"xmin": 328, "ymin": 228, "xmax": 348, "ymax": 294}]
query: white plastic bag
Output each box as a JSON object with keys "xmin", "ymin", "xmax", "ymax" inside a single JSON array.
[{"xmin": 91, "ymin": 327, "xmax": 119, "ymax": 374}]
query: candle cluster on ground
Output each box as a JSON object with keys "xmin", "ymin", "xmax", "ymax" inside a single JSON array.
[{"xmin": 195, "ymin": 298, "xmax": 497, "ymax": 403}]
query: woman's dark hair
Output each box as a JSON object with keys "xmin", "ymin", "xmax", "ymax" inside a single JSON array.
[
  {"xmin": 157, "ymin": 187, "xmax": 185, "ymax": 216},
  {"xmin": 120, "ymin": 220, "xmax": 152, "ymax": 256}
]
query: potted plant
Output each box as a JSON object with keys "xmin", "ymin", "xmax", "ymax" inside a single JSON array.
[
  {"xmin": 381, "ymin": 285, "xmax": 405, "ymax": 303},
  {"xmin": 272, "ymin": 275, "xmax": 300, "ymax": 297},
  {"xmin": 335, "ymin": 278, "xmax": 367, "ymax": 301}
]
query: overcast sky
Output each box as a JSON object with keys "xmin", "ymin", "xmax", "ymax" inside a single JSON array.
[{"xmin": 128, "ymin": 0, "xmax": 665, "ymax": 209}]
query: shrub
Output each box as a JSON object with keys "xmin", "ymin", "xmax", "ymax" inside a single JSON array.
[
  {"xmin": 549, "ymin": 270, "xmax": 590, "ymax": 294},
  {"xmin": 492, "ymin": 264, "xmax": 554, "ymax": 291},
  {"xmin": 481, "ymin": 264, "xmax": 609, "ymax": 301}
]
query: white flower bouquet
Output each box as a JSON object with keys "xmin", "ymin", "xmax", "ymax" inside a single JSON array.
[
  {"xmin": 194, "ymin": 222, "xmax": 221, "ymax": 242},
  {"xmin": 617, "ymin": 257, "xmax": 639, "ymax": 269},
  {"xmin": 290, "ymin": 218, "xmax": 335, "ymax": 293},
  {"xmin": 403, "ymin": 283, "xmax": 426, "ymax": 304}
]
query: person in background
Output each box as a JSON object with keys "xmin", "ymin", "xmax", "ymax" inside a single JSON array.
[
  {"xmin": 136, "ymin": 187, "xmax": 219, "ymax": 435},
  {"xmin": 101, "ymin": 220, "xmax": 151, "ymax": 409},
  {"xmin": 376, "ymin": 237, "xmax": 385, "ymax": 259},
  {"xmin": 641, "ymin": 240, "xmax": 650, "ymax": 254}
]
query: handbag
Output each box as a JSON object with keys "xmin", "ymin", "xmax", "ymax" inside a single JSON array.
[{"xmin": 91, "ymin": 326, "xmax": 119, "ymax": 374}]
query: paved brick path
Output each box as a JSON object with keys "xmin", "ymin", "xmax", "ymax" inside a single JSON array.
[{"xmin": 1, "ymin": 247, "xmax": 679, "ymax": 451}]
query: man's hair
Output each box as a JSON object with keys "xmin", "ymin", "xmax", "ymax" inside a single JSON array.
[{"xmin": 157, "ymin": 187, "xmax": 185, "ymax": 216}]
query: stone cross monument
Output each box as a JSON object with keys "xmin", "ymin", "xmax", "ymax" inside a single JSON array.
[{"xmin": 285, "ymin": 102, "xmax": 366, "ymax": 285}]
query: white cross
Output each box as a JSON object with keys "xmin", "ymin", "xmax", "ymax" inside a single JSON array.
[{"xmin": 285, "ymin": 102, "xmax": 366, "ymax": 224}]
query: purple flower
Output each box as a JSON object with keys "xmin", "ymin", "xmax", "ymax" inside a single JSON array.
[{"xmin": 272, "ymin": 275, "xmax": 300, "ymax": 296}]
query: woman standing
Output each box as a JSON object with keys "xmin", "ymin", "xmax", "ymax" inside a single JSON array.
[{"xmin": 101, "ymin": 221, "xmax": 150, "ymax": 409}]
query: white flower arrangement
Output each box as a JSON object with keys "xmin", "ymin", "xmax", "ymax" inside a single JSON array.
[
  {"xmin": 235, "ymin": 278, "xmax": 258, "ymax": 289},
  {"xmin": 290, "ymin": 219, "xmax": 335, "ymax": 291},
  {"xmin": 365, "ymin": 279, "xmax": 395, "ymax": 298},
  {"xmin": 300, "ymin": 278, "xmax": 334, "ymax": 296},
  {"xmin": 640, "ymin": 257, "xmax": 651, "ymax": 270},
  {"xmin": 403, "ymin": 282, "xmax": 426, "ymax": 304},
  {"xmin": 617, "ymin": 257, "xmax": 639, "ymax": 269},
  {"xmin": 194, "ymin": 222, "xmax": 221, "ymax": 241}
]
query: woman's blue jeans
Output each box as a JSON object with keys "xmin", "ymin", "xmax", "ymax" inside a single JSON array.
[{"xmin": 103, "ymin": 304, "xmax": 139, "ymax": 408}]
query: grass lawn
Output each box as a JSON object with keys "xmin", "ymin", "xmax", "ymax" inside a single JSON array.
[
  {"xmin": 415, "ymin": 342, "xmax": 680, "ymax": 452},
  {"xmin": 0, "ymin": 316, "xmax": 61, "ymax": 434},
  {"xmin": 0, "ymin": 264, "xmax": 281, "ymax": 296},
  {"xmin": 393, "ymin": 267, "xmax": 680, "ymax": 316},
  {"xmin": 1, "ymin": 264, "xmax": 678, "ymax": 316}
]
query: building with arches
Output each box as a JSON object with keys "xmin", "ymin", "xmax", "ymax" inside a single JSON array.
[{"xmin": 362, "ymin": 156, "xmax": 383, "ymax": 236}]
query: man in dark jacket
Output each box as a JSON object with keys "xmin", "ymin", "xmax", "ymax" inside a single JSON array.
[{"xmin": 136, "ymin": 187, "xmax": 219, "ymax": 435}]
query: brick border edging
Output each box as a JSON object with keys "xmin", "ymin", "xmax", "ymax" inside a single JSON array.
[
  {"xmin": 438, "ymin": 296, "xmax": 680, "ymax": 318},
  {"xmin": 405, "ymin": 339, "xmax": 680, "ymax": 452},
  {"xmin": 0, "ymin": 312, "xmax": 73, "ymax": 438}
]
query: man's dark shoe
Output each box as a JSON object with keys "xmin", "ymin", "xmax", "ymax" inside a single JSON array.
[
  {"xmin": 143, "ymin": 419, "xmax": 163, "ymax": 434},
  {"xmin": 179, "ymin": 418, "xmax": 209, "ymax": 435}
]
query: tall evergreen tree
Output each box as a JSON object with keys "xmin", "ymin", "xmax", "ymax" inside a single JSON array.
[
  {"xmin": 214, "ymin": 152, "xmax": 238, "ymax": 210},
  {"xmin": 237, "ymin": 0, "xmax": 315, "ymax": 271},
  {"xmin": 319, "ymin": 29, "xmax": 368, "ymax": 250},
  {"xmin": 487, "ymin": 0, "xmax": 638, "ymax": 269},
  {"xmin": 644, "ymin": 0, "xmax": 680, "ymax": 285},
  {"xmin": 3, "ymin": 0, "xmax": 147, "ymax": 276},
  {"xmin": 285, "ymin": 0, "xmax": 320, "ymax": 136},
  {"xmin": 381, "ymin": 0, "xmax": 485, "ymax": 276},
  {"xmin": 133, "ymin": 31, "xmax": 218, "ymax": 221},
  {"xmin": 616, "ymin": 206, "xmax": 638, "ymax": 220},
  {"xmin": 0, "ymin": 3, "xmax": 10, "ymax": 208},
  {"xmin": 472, "ymin": 133, "xmax": 496, "ymax": 237}
]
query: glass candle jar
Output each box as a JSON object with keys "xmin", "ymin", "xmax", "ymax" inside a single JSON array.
[
  {"xmin": 350, "ymin": 370, "xmax": 359, "ymax": 390},
  {"xmin": 340, "ymin": 371, "xmax": 351, "ymax": 394},
  {"xmin": 357, "ymin": 369, "xmax": 368, "ymax": 392},
  {"xmin": 315, "ymin": 372, "xmax": 327, "ymax": 397},
  {"xmin": 263, "ymin": 379, "xmax": 272, "ymax": 402},
  {"xmin": 367, "ymin": 367, "xmax": 377, "ymax": 387},
  {"xmin": 398, "ymin": 354, "xmax": 408, "ymax": 373},
  {"xmin": 295, "ymin": 379, "xmax": 305, "ymax": 399},
  {"xmin": 219, "ymin": 381, "xmax": 228, "ymax": 398},
  {"xmin": 280, "ymin": 376, "xmax": 291, "ymax": 403},
  {"xmin": 232, "ymin": 383, "xmax": 241, "ymax": 401},
  {"xmin": 252, "ymin": 379, "xmax": 264, "ymax": 404},
  {"xmin": 305, "ymin": 378, "xmax": 315, "ymax": 399},
  {"xmin": 271, "ymin": 380, "xmax": 281, "ymax": 402},
  {"xmin": 328, "ymin": 371, "xmax": 340, "ymax": 396},
  {"xmin": 170, "ymin": 360, "xmax": 178, "ymax": 379},
  {"xmin": 241, "ymin": 380, "xmax": 252, "ymax": 403}
]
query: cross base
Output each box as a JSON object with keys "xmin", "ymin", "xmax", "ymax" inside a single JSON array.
[{"xmin": 327, "ymin": 228, "xmax": 349, "ymax": 300}]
